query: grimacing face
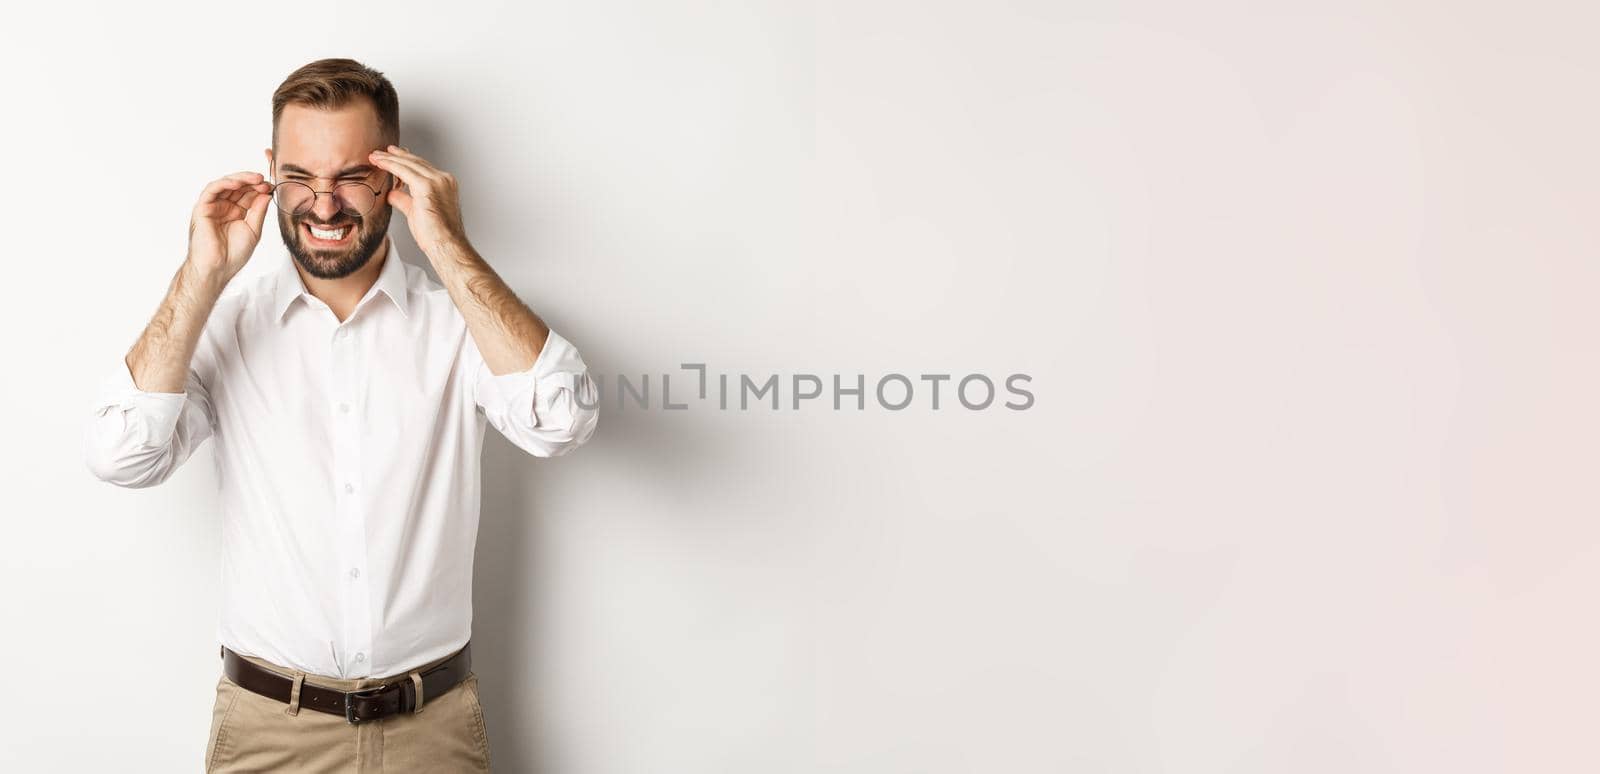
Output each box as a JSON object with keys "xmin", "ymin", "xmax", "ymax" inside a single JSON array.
[{"xmin": 266, "ymin": 101, "xmax": 394, "ymax": 280}]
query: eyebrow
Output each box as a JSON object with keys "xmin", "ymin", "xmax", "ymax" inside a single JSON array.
[{"xmin": 278, "ymin": 163, "xmax": 378, "ymax": 179}]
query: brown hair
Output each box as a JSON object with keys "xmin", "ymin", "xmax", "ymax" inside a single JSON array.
[{"xmin": 271, "ymin": 58, "xmax": 399, "ymax": 147}]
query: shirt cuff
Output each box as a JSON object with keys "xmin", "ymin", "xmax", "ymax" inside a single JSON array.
[
  {"xmin": 474, "ymin": 329, "xmax": 590, "ymax": 433},
  {"xmin": 91, "ymin": 356, "xmax": 189, "ymax": 448}
]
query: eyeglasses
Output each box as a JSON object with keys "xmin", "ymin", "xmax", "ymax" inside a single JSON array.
[{"xmin": 270, "ymin": 173, "xmax": 393, "ymax": 219}]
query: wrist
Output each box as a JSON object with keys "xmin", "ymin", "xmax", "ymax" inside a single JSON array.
[
  {"xmin": 179, "ymin": 258, "xmax": 232, "ymax": 299},
  {"xmin": 424, "ymin": 234, "xmax": 477, "ymax": 269}
]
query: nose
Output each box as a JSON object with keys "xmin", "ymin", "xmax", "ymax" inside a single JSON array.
[{"xmin": 310, "ymin": 191, "xmax": 342, "ymax": 222}]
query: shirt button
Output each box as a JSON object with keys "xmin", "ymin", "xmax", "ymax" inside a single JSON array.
[
  {"xmin": 349, "ymin": 567, "xmax": 360, "ymax": 579},
  {"xmin": 339, "ymin": 403, "xmax": 350, "ymax": 414},
  {"xmin": 355, "ymin": 652, "xmax": 365, "ymax": 663},
  {"xmin": 344, "ymin": 483, "xmax": 354, "ymax": 494}
]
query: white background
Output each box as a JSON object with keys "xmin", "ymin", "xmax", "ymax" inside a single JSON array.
[{"xmin": 3, "ymin": 1, "xmax": 1598, "ymax": 772}]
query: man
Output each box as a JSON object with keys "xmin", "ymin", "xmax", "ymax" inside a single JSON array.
[{"xmin": 82, "ymin": 58, "xmax": 598, "ymax": 773}]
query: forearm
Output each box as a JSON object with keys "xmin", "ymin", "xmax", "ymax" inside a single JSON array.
[
  {"xmin": 126, "ymin": 259, "xmax": 226, "ymax": 393},
  {"xmin": 429, "ymin": 240, "xmax": 550, "ymax": 376}
]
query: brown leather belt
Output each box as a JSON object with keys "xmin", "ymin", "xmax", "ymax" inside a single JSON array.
[{"xmin": 220, "ymin": 642, "xmax": 472, "ymax": 724}]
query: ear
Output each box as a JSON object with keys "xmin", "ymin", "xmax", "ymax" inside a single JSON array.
[{"xmin": 263, "ymin": 147, "xmax": 274, "ymax": 178}]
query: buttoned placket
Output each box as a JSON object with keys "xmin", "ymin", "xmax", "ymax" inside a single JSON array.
[{"xmin": 328, "ymin": 312, "xmax": 375, "ymax": 678}]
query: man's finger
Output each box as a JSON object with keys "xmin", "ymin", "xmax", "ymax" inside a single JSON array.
[
  {"xmin": 377, "ymin": 147, "xmax": 447, "ymax": 181},
  {"xmin": 220, "ymin": 185, "xmax": 251, "ymax": 208},
  {"xmin": 199, "ymin": 177, "xmax": 246, "ymax": 203},
  {"xmin": 230, "ymin": 182, "xmax": 273, "ymax": 203},
  {"xmin": 245, "ymin": 187, "xmax": 271, "ymax": 238},
  {"xmin": 215, "ymin": 184, "xmax": 268, "ymax": 216},
  {"xmin": 199, "ymin": 173, "xmax": 265, "ymax": 203},
  {"xmin": 370, "ymin": 152, "xmax": 434, "ymax": 190},
  {"xmin": 234, "ymin": 187, "xmax": 267, "ymax": 210},
  {"xmin": 382, "ymin": 145, "xmax": 437, "ymax": 171},
  {"xmin": 198, "ymin": 182, "xmax": 271, "ymax": 221},
  {"xmin": 372, "ymin": 150, "xmax": 434, "ymax": 180},
  {"xmin": 389, "ymin": 147, "xmax": 456, "ymax": 187},
  {"xmin": 387, "ymin": 187, "xmax": 414, "ymax": 217}
]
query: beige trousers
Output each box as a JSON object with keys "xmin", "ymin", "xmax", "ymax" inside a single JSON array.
[{"xmin": 205, "ymin": 647, "xmax": 492, "ymax": 773}]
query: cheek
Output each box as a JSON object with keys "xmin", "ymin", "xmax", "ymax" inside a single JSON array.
[{"xmin": 362, "ymin": 208, "xmax": 391, "ymax": 232}]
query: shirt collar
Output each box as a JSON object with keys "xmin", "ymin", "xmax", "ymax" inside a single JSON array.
[{"xmin": 273, "ymin": 236, "xmax": 410, "ymax": 324}]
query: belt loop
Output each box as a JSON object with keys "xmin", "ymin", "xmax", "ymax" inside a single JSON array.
[
  {"xmin": 409, "ymin": 671, "xmax": 425, "ymax": 714},
  {"xmin": 284, "ymin": 671, "xmax": 306, "ymax": 716}
]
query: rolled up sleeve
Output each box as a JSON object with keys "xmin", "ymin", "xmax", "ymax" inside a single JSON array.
[
  {"xmin": 471, "ymin": 329, "xmax": 599, "ymax": 457},
  {"xmin": 83, "ymin": 355, "xmax": 216, "ymax": 488}
]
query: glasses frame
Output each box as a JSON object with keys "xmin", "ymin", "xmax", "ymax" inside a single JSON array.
[{"xmin": 269, "ymin": 170, "xmax": 395, "ymax": 219}]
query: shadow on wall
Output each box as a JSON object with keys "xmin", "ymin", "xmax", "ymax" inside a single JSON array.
[
  {"xmin": 391, "ymin": 112, "xmax": 728, "ymax": 773},
  {"xmin": 472, "ymin": 375, "xmax": 724, "ymax": 772}
]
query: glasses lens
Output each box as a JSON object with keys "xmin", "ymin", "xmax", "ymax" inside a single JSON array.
[
  {"xmin": 273, "ymin": 182, "xmax": 315, "ymax": 215},
  {"xmin": 335, "ymin": 183, "xmax": 378, "ymax": 218}
]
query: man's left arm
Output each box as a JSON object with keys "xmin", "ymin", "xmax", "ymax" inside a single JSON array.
[{"xmin": 371, "ymin": 144, "xmax": 598, "ymax": 456}]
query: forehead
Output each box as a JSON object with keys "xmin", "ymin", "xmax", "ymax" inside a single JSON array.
[{"xmin": 275, "ymin": 101, "xmax": 386, "ymax": 172}]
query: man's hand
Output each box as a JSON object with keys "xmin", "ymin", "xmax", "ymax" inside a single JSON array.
[
  {"xmin": 369, "ymin": 145, "xmax": 470, "ymax": 257},
  {"xmin": 187, "ymin": 171, "xmax": 273, "ymax": 284}
]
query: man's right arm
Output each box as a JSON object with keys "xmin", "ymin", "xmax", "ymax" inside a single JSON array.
[
  {"xmin": 83, "ymin": 171, "xmax": 273, "ymax": 488},
  {"xmin": 83, "ymin": 262, "xmax": 226, "ymax": 488}
]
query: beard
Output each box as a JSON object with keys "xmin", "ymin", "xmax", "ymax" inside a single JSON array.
[{"xmin": 277, "ymin": 204, "xmax": 393, "ymax": 280}]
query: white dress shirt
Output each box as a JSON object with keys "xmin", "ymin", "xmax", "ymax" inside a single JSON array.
[{"xmin": 83, "ymin": 237, "xmax": 598, "ymax": 679}]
